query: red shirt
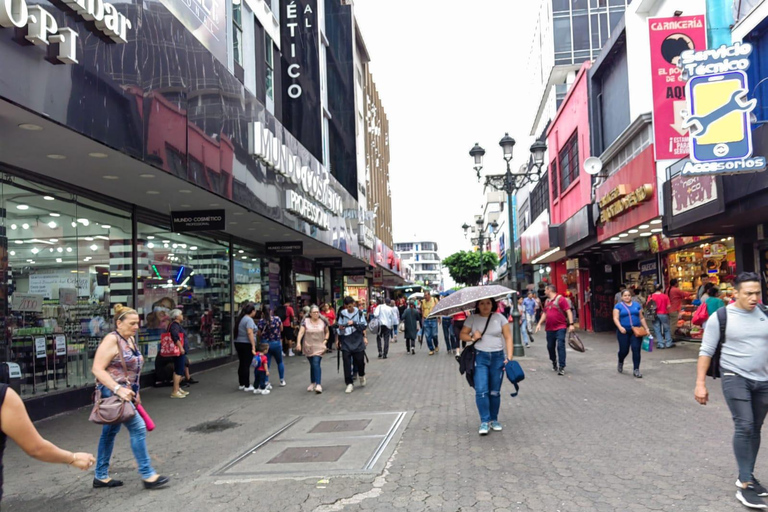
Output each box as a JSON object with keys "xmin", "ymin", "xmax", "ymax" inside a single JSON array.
[
  {"xmin": 283, "ymin": 306, "xmax": 295, "ymax": 327},
  {"xmin": 668, "ymin": 287, "xmax": 686, "ymax": 313},
  {"xmin": 648, "ymin": 292, "xmax": 670, "ymax": 315},
  {"xmin": 453, "ymin": 311, "xmax": 467, "ymax": 322},
  {"xmin": 543, "ymin": 296, "xmax": 570, "ymax": 331},
  {"xmin": 321, "ymin": 309, "xmax": 336, "ymax": 325}
]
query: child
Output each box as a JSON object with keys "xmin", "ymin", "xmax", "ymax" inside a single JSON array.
[{"xmin": 252, "ymin": 344, "xmax": 270, "ymax": 395}]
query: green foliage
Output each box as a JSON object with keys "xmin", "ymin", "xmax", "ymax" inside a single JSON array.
[{"xmin": 442, "ymin": 251, "xmax": 500, "ymax": 286}]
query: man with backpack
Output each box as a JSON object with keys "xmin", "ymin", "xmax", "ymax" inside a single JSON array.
[
  {"xmin": 695, "ymin": 272, "xmax": 768, "ymax": 509},
  {"xmin": 535, "ymin": 285, "xmax": 575, "ymax": 376},
  {"xmin": 275, "ymin": 300, "xmax": 296, "ymax": 357},
  {"xmin": 337, "ymin": 296, "xmax": 369, "ymax": 393},
  {"xmin": 647, "ymin": 284, "xmax": 673, "ymax": 349}
]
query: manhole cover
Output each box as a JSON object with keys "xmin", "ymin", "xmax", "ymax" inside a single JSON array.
[
  {"xmin": 309, "ymin": 419, "xmax": 371, "ymax": 433},
  {"xmin": 268, "ymin": 446, "xmax": 349, "ymax": 464},
  {"xmin": 187, "ymin": 418, "xmax": 239, "ymax": 434}
]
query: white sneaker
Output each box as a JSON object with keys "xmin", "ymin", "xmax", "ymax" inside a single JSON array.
[
  {"xmin": 253, "ymin": 388, "xmax": 262, "ymax": 395},
  {"xmin": 360, "ymin": 376, "xmax": 366, "ymax": 387},
  {"xmin": 280, "ymin": 380, "xmax": 287, "ymax": 387},
  {"xmin": 261, "ymin": 389, "xmax": 271, "ymax": 395},
  {"xmin": 345, "ymin": 384, "xmax": 354, "ymax": 393},
  {"xmin": 265, "ymin": 382, "xmax": 273, "ymax": 390},
  {"xmin": 288, "ymin": 350, "xmax": 295, "ymax": 357},
  {"xmin": 238, "ymin": 385, "xmax": 245, "ymax": 391},
  {"xmin": 244, "ymin": 386, "xmax": 255, "ymax": 392}
]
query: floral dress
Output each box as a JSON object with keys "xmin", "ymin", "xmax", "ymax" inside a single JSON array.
[{"xmin": 257, "ymin": 316, "xmax": 282, "ymax": 342}]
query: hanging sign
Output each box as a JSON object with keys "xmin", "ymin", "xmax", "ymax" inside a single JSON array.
[
  {"xmin": 171, "ymin": 210, "xmax": 225, "ymax": 232},
  {"xmin": 35, "ymin": 337, "xmax": 46, "ymax": 359},
  {"xmin": 11, "ymin": 293, "xmax": 44, "ymax": 312},
  {"xmin": 372, "ymin": 268, "xmax": 383, "ymax": 287},
  {"xmin": 680, "ymin": 42, "xmax": 766, "ymax": 174},
  {"xmin": 54, "ymin": 335, "xmax": 67, "ymax": 356},
  {"xmin": 266, "ymin": 241, "xmax": 303, "ymax": 256}
]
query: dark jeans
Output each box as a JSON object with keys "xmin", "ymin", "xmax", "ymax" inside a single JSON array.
[
  {"xmin": 234, "ymin": 342, "xmax": 253, "ymax": 386},
  {"xmin": 377, "ymin": 325, "xmax": 392, "ymax": 357},
  {"xmin": 342, "ymin": 350, "xmax": 366, "ymax": 385},
  {"xmin": 405, "ymin": 338, "xmax": 416, "ymax": 352},
  {"xmin": 453, "ymin": 320, "xmax": 465, "ymax": 349},
  {"xmin": 254, "ymin": 370, "xmax": 267, "ymax": 390},
  {"xmin": 442, "ymin": 318, "xmax": 458, "ymax": 351},
  {"xmin": 473, "ymin": 350, "xmax": 505, "ymax": 423},
  {"xmin": 307, "ymin": 355, "xmax": 322, "ymax": 385},
  {"xmin": 616, "ymin": 330, "xmax": 642, "ymax": 370},
  {"xmin": 546, "ymin": 328, "xmax": 567, "ymax": 368},
  {"xmin": 722, "ymin": 372, "xmax": 768, "ymax": 483},
  {"xmin": 266, "ymin": 340, "xmax": 285, "ymax": 382}
]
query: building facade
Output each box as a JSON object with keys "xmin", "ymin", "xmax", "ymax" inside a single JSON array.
[
  {"xmin": 393, "ymin": 241, "xmax": 442, "ymax": 290},
  {"xmin": 0, "ymin": 0, "xmax": 401, "ymax": 417}
]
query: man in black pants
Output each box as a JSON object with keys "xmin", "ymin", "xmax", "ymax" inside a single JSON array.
[
  {"xmin": 696, "ymin": 272, "xmax": 768, "ymax": 509},
  {"xmin": 336, "ymin": 296, "xmax": 369, "ymax": 394}
]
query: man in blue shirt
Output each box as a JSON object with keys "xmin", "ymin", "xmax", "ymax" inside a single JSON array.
[{"xmin": 523, "ymin": 292, "xmax": 537, "ymax": 342}]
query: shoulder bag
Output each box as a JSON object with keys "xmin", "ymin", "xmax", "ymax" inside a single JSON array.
[
  {"xmin": 160, "ymin": 323, "xmax": 182, "ymax": 357},
  {"xmin": 89, "ymin": 335, "xmax": 137, "ymax": 425},
  {"xmin": 692, "ymin": 301, "xmax": 710, "ymax": 327},
  {"xmin": 621, "ymin": 302, "xmax": 649, "ymax": 337},
  {"xmin": 568, "ymin": 331, "xmax": 586, "ymax": 352}
]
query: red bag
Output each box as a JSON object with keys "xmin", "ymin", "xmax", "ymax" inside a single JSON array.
[
  {"xmin": 160, "ymin": 325, "xmax": 182, "ymax": 357},
  {"xmin": 692, "ymin": 302, "xmax": 709, "ymax": 327}
]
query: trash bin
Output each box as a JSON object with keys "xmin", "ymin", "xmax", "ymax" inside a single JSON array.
[{"xmin": 0, "ymin": 362, "xmax": 22, "ymax": 394}]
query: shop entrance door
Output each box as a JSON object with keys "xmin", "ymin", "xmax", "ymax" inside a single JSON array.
[{"xmin": 579, "ymin": 269, "xmax": 592, "ymax": 332}]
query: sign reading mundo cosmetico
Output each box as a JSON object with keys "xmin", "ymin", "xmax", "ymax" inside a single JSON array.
[
  {"xmin": 679, "ymin": 42, "xmax": 766, "ymax": 175},
  {"xmin": 171, "ymin": 210, "xmax": 225, "ymax": 232},
  {"xmin": 0, "ymin": 0, "xmax": 132, "ymax": 64}
]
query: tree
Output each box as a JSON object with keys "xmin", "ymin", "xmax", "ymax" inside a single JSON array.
[{"xmin": 442, "ymin": 251, "xmax": 499, "ymax": 286}]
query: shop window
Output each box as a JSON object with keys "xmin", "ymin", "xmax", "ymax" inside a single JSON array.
[
  {"xmin": 233, "ymin": 1, "xmax": 244, "ymax": 67},
  {"xmin": 233, "ymin": 245, "xmax": 262, "ymax": 310},
  {"xmin": 265, "ymin": 33, "xmax": 274, "ymax": 104},
  {"xmin": 530, "ymin": 171, "xmax": 549, "ymax": 221},
  {"xmin": 165, "ymin": 144, "xmax": 186, "ymax": 179},
  {"xmin": 3, "ymin": 177, "xmax": 132, "ymax": 398},
  {"xmin": 559, "ymin": 131, "xmax": 579, "ymax": 192},
  {"xmin": 137, "ymin": 224, "xmax": 231, "ymax": 375},
  {"xmin": 550, "ymin": 158, "xmax": 559, "ymax": 198}
]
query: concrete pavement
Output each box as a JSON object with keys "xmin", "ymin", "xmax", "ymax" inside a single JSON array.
[{"xmin": 2, "ymin": 330, "xmax": 758, "ymax": 512}]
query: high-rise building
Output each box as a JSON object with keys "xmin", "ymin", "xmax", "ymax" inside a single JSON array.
[{"xmin": 393, "ymin": 241, "xmax": 442, "ymax": 289}]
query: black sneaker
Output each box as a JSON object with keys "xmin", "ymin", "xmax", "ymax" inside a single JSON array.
[
  {"xmin": 633, "ymin": 369, "xmax": 643, "ymax": 378},
  {"xmin": 738, "ymin": 480, "xmax": 768, "ymax": 497},
  {"xmin": 557, "ymin": 367, "xmax": 565, "ymax": 376},
  {"xmin": 552, "ymin": 362, "xmax": 558, "ymax": 372},
  {"xmin": 617, "ymin": 362, "xmax": 623, "ymax": 374},
  {"xmin": 737, "ymin": 485, "xmax": 768, "ymax": 509}
]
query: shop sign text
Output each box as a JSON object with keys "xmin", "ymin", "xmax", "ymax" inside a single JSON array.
[
  {"xmin": 358, "ymin": 224, "xmax": 375, "ymax": 249},
  {"xmin": 0, "ymin": 0, "xmax": 131, "ymax": 64},
  {"xmin": 599, "ymin": 184, "xmax": 654, "ymax": 223},
  {"xmin": 251, "ymin": 121, "xmax": 343, "ymax": 217},
  {"xmin": 286, "ymin": 189, "xmax": 329, "ymax": 230}
]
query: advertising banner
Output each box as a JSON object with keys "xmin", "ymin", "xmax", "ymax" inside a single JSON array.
[
  {"xmin": 521, "ymin": 211, "xmax": 550, "ymax": 264},
  {"xmin": 158, "ymin": 0, "xmax": 227, "ymax": 65},
  {"xmin": 280, "ymin": 0, "xmax": 322, "ymax": 160},
  {"xmin": 670, "ymin": 173, "xmax": 718, "ymax": 215},
  {"xmin": 648, "ymin": 15, "xmax": 707, "ymax": 160}
]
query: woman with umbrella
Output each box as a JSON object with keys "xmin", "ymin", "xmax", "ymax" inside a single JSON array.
[{"xmin": 430, "ymin": 285, "xmax": 514, "ymax": 436}]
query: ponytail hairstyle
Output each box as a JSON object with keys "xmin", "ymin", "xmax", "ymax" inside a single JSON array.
[
  {"xmin": 235, "ymin": 304, "xmax": 256, "ymax": 338},
  {"xmin": 261, "ymin": 304, "xmax": 272, "ymax": 324}
]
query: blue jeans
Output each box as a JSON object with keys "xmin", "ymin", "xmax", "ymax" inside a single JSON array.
[
  {"xmin": 307, "ymin": 355, "xmax": 322, "ymax": 385},
  {"xmin": 266, "ymin": 340, "xmax": 285, "ymax": 382},
  {"xmin": 653, "ymin": 314, "xmax": 673, "ymax": 348},
  {"xmin": 617, "ymin": 330, "xmax": 642, "ymax": 370},
  {"xmin": 521, "ymin": 318, "xmax": 530, "ymax": 346},
  {"xmin": 473, "ymin": 350, "xmax": 505, "ymax": 423},
  {"xmin": 423, "ymin": 319, "xmax": 438, "ymax": 351},
  {"xmin": 95, "ymin": 386, "xmax": 155, "ymax": 480},
  {"xmin": 254, "ymin": 370, "xmax": 267, "ymax": 390},
  {"xmin": 546, "ymin": 328, "xmax": 567, "ymax": 368}
]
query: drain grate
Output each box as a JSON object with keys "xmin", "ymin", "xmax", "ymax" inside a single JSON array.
[
  {"xmin": 187, "ymin": 418, "xmax": 239, "ymax": 434},
  {"xmin": 309, "ymin": 419, "xmax": 371, "ymax": 433},
  {"xmin": 268, "ymin": 446, "xmax": 350, "ymax": 464}
]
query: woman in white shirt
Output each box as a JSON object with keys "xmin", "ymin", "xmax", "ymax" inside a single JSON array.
[{"xmin": 459, "ymin": 298, "xmax": 514, "ymax": 436}]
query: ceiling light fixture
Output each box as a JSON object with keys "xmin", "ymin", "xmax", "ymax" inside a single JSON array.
[
  {"xmin": 139, "ymin": 173, "xmax": 155, "ymax": 178},
  {"xmin": 146, "ymin": 190, "xmax": 160, "ymax": 195},
  {"xmin": 84, "ymin": 237, "xmax": 94, "ymax": 241},
  {"xmin": 50, "ymin": 213, "xmax": 60, "ymax": 217},
  {"xmin": 101, "ymin": 225, "xmax": 111, "ymax": 229},
  {"xmin": 77, "ymin": 218, "xmax": 89, "ymax": 226},
  {"xmin": 619, "ymin": 233, "xmax": 629, "ymax": 238},
  {"xmin": 639, "ymin": 224, "xmax": 650, "ymax": 229},
  {"xmin": 147, "ymin": 242, "xmax": 154, "ymax": 248},
  {"xmin": 650, "ymin": 219, "xmax": 662, "ymax": 225},
  {"xmin": 18, "ymin": 123, "xmax": 43, "ymax": 131},
  {"xmin": 56, "ymin": 247, "xmax": 63, "ymax": 253},
  {"xmin": 14, "ymin": 240, "xmax": 23, "ymax": 245},
  {"xmin": 651, "ymin": 228, "xmax": 663, "ymax": 233},
  {"xmin": 49, "ymin": 239, "xmax": 58, "ymax": 242},
  {"xmin": 88, "ymin": 152, "xmax": 108, "ymax": 158},
  {"xmin": 21, "ymin": 223, "xmax": 29, "ymax": 230},
  {"xmin": 628, "ymin": 229, "xmax": 639, "ymax": 234},
  {"xmin": 47, "ymin": 154, "xmax": 66, "ymax": 160},
  {"xmin": 190, "ymin": 246, "xmax": 197, "ymax": 250},
  {"xmin": 10, "ymin": 224, "xmax": 16, "ymax": 230},
  {"xmin": 47, "ymin": 221, "xmax": 57, "ymax": 228},
  {"xmin": 103, "ymin": 175, "xmax": 119, "ymax": 180},
  {"xmin": 640, "ymin": 232, "xmax": 653, "ymax": 237},
  {"xmin": 146, "ymin": 236, "xmax": 154, "ymax": 239},
  {"xmin": 9, "ymin": 251, "xmax": 14, "ymax": 256},
  {"xmin": 179, "ymin": 189, "xmax": 192, "ymax": 194},
  {"xmin": 56, "ymin": 258, "xmax": 62, "ymax": 263},
  {"xmin": 90, "ymin": 244, "xmax": 98, "ymax": 251},
  {"xmin": 43, "ymin": 196, "xmax": 54, "ymax": 201},
  {"xmin": 66, "ymin": 247, "xmax": 72, "ymax": 252},
  {"xmin": 31, "ymin": 248, "xmax": 39, "ymax": 254},
  {"xmin": 16, "ymin": 205, "xmax": 29, "ymax": 210}
]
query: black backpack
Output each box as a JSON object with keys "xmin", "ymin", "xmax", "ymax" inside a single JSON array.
[
  {"xmin": 274, "ymin": 305, "xmax": 287, "ymax": 323},
  {"xmin": 708, "ymin": 305, "xmax": 768, "ymax": 379}
]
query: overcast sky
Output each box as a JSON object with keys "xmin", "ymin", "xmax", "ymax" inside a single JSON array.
[{"xmin": 353, "ymin": 1, "xmax": 542, "ymax": 269}]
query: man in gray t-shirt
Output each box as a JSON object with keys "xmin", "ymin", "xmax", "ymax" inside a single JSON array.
[{"xmin": 695, "ymin": 272, "xmax": 768, "ymax": 509}]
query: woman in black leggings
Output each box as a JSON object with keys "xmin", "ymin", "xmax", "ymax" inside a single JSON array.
[{"xmin": 234, "ymin": 304, "xmax": 258, "ymax": 391}]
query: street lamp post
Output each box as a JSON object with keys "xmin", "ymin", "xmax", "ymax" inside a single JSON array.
[
  {"xmin": 470, "ymin": 135, "xmax": 547, "ymax": 357},
  {"xmin": 462, "ymin": 218, "xmax": 498, "ymax": 285}
]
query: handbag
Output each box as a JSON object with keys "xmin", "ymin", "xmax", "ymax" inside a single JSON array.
[
  {"xmin": 89, "ymin": 336, "xmax": 136, "ymax": 425},
  {"xmin": 567, "ymin": 331, "xmax": 585, "ymax": 352},
  {"xmin": 692, "ymin": 301, "xmax": 710, "ymax": 327},
  {"xmin": 621, "ymin": 302, "xmax": 649, "ymax": 337},
  {"xmin": 160, "ymin": 323, "xmax": 182, "ymax": 357}
]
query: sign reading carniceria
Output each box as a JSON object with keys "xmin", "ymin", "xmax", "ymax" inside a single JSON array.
[
  {"xmin": 251, "ymin": 121, "xmax": 343, "ymax": 228},
  {"xmin": 0, "ymin": 0, "xmax": 132, "ymax": 64}
]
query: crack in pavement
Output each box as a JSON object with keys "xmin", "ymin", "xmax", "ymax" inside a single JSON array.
[{"xmin": 313, "ymin": 450, "xmax": 398, "ymax": 512}]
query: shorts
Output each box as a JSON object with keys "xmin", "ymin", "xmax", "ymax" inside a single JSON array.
[{"xmin": 173, "ymin": 354, "xmax": 186, "ymax": 377}]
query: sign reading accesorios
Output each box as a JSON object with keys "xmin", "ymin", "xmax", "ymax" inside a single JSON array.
[
  {"xmin": 680, "ymin": 42, "xmax": 766, "ymax": 175},
  {"xmin": 171, "ymin": 210, "xmax": 225, "ymax": 232},
  {"xmin": 0, "ymin": 0, "xmax": 132, "ymax": 64}
]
